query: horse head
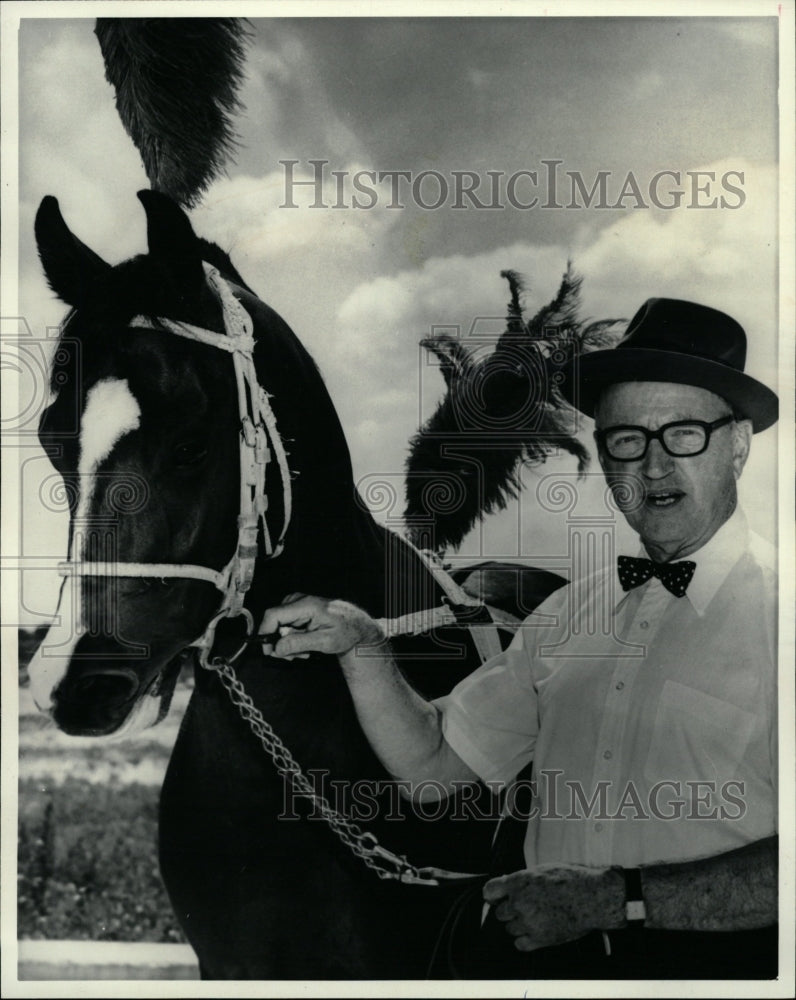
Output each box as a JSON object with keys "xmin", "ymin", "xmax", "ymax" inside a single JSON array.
[{"xmin": 28, "ymin": 192, "xmax": 316, "ymax": 737}]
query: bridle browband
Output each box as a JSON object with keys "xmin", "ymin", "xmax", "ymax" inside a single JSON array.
[{"xmin": 57, "ymin": 263, "xmax": 293, "ymax": 665}]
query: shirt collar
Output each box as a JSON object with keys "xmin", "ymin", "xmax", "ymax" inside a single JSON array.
[{"xmin": 616, "ymin": 506, "xmax": 750, "ymax": 617}]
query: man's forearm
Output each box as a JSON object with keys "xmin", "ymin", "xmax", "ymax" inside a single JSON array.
[
  {"xmin": 260, "ymin": 595, "xmax": 478, "ymax": 794},
  {"xmin": 338, "ymin": 636, "xmax": 478, "ymax": 795},
  {"xmin": 486, "ymin": 835, "xmax": 778, "ymax": 949},
  {"xmin": 640, "ymin": 834, "xmax": 778, "ymax": 931}
]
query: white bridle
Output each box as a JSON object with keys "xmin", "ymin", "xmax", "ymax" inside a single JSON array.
[
  {"xmin": 47, "ymin": 267, "xmax": 509, "ymax": 885},
  {"xmin": 57, "ymin": 264, "xmax": 293, "ymax": 665},
  {"xmin": 54, "ymin": 263, "xmax": 502, "ymax": 672}
]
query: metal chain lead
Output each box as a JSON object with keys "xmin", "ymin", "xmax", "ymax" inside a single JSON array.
[{"xmin": 205, "ymin": 655, "xmax": 426, "ymax": 883}]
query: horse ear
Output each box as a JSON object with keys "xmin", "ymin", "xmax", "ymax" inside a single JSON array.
[
  {"xmin": 35, "ymin": 196, "xmax": 112, "ymax": 308},
  {"xmin": 137, "ymin": 189, "xmax": 204, "ymax": 290}
]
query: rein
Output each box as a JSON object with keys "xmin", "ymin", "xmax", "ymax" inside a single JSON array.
[
  {"xmin": 206, "ymin": 651, "xmax": 484, "ymax": 887},
  {"xmin": 56, "ymin": 267, "xmax": 501, "ymax": 887}
]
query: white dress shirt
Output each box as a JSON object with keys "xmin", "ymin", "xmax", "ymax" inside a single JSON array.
[{"xmin": 434, "ymin": 507, "xmax": 777, "ymax": 867}]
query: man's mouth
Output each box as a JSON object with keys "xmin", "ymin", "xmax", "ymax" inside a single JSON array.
[{"xmin": 644, "ymin": 489, "xmax": 685, "ymax": 509}]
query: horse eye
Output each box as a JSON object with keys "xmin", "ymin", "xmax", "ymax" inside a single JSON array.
[{"xmin": 173, "ymin": 440, "xmax": 208, "ymax": 468}]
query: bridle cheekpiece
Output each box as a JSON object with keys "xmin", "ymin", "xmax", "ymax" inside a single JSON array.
[{"xmin": 57, "ymin": 264, "xmax": 292, "ymax": 666}]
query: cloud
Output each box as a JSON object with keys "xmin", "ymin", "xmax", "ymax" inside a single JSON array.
[
  {"xmin": 330, "ymin": 243, "xmax": 576, "ymax": 490},
  {"xmin": 336, "ymin": 244, "xmax": 572, "ymax": 364},
  {"xmin": 236, "ymin": 21, "xmax": 368, "ymax": 169},
  {"xmin": 467, "ymin": 68, "xmax": 491, "ymax": 91},
  {"xmin": 633, "ymin": 70, "xmax": 665, "ymax": 100},
  {"xmin": 19, "ymin": 21, "xmax": 154, "ymax": 346},
  {"xmin": 332, "ymin": 157, "xmax": 779, "ymax": 548},
  {"xmin": 20, "ymin": 23, "xmax": 148, "ymax": 247},
  {"xmin": 574, "ymin": 159, "xmax": 777, "ymax": 381},
  {"xmin": 15, "ymin": 17, "xmax": 781, "ymax": 616},
  {"xmin": 190, "ymin": 165, "xmax": 401, "ymax": 261},
  {"xmin": 713, "ymin": 20, "xmax": 778, "ymax": 49}
]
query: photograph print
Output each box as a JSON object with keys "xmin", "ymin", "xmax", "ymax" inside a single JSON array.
[{"xmin": 2, "ymin": 1, "xmax": 793, "ymax": 993}]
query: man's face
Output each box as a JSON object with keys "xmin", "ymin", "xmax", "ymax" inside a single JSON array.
[{"xmin": 595, "ymin": 382, "xmax": 753, "ymax": 561}]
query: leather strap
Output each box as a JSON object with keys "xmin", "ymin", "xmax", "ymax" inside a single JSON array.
[{"xmin": 621, "ymin": 867, "xmax": 646, "ymax": 924}]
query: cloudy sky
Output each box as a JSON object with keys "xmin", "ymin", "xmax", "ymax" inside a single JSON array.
[{"xmin": 13, "ymin": 9, "xmax": 785, "ymax": 622}]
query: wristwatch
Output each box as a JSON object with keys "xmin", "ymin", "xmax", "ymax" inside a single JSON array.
[{"xmin": 622, "ymin": 867, "xmax": 646, "ymax": 924}]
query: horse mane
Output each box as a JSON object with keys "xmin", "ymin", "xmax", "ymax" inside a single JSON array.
[
  {"xmin": 404, "ymin": 265, "xmax": 627, "ymax": 551},
  {"xmin": 196, "ymin": 238, "xmax": 255, "ymax": 295}
]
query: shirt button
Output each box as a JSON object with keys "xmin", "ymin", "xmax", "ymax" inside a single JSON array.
[
  {"xmin": 595, "ymin": 822, "xmax": 604, "ymax": 832},
  {"xmin": 603, "ymin": 750, "xmax": 613, "ymax": 760},
  {"xmin": 639, "ymin": 620, "xmax": 649, "ymax": 629},
  {"xmin": 615, "ymin": 681, "xmax": 625, "ymax": 691}
]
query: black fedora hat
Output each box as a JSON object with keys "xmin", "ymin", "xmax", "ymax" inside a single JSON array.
[{"xmin": 560, "ymin": 298, "xmax": 778, "ymax": 432}]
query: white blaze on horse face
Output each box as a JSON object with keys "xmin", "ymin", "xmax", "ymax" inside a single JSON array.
[
  {"xmin": 28, "ymin": 379, "xmax": 142, "ymax": 712},
  {"xmin": 77, "ymin": 378, "xmax": 142, "ymax": 491}
]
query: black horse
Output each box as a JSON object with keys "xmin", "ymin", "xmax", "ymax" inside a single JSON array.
[{"xmin": 28, "ymin": 190, "xmax": 571, "ymax": 979}]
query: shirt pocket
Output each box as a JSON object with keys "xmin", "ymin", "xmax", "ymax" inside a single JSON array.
[{"xmin": 643, "ymin": 679, "xmax": 756, "ymax": 788}]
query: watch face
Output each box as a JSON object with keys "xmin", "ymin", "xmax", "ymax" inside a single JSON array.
[{"xmin": 626, "ymin": 900, "xmax": 647, "ymax": 923}]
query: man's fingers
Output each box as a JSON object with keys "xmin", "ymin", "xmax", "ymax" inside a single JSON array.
[
  {"xmin": 505, "ymin": 916, "xmax": 533, "ymax": 937},
  {"xmin": 282, "ymin": 592, "xmax": 307, "ymax": 605},
  {"xmin": 259, "ymin": 595, "xmax": 378, "ymax": 659},
  {"xmin": 484, "ymin": 870, "xmax": 535, "ymax": 903},
  {"xmin": 275, "ymin": 633, "xmax": 315, "ymax": 658},
  {"xmin": 494, "ymin": 900, "xmax": 517, "ymax": 922},
  {"xmin": 483, "ymin": 875, "xmax": 511, "ymax": 903},
  {"xmin": 275, "ymin": 628, "xmax": 339, "ymax": 658},
  {"xmin": 514, "ymin": 935, "xmax": 540, "ymax": 953},
  {"xmin": 259, "ymin": 596, "xmax": 323, "ymax": 636}
]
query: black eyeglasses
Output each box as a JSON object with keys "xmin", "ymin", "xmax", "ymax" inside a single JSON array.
[{"xmin": 595, "ymin": 415, "xmax": 735, "ymax": 461}]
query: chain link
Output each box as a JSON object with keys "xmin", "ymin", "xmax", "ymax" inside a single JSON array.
[{"xmin": 205, "ymin": 655, "xmax": 424, "ymax": 882}]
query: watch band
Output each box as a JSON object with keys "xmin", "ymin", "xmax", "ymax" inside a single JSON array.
[{"xmin": 623, "ymin": 867, "xmax": 646, "ymax": 924}]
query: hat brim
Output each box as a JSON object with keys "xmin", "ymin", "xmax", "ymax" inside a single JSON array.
[{"xmin": 560, "ymin": 348, "xmax": 778, "ymax": 433}]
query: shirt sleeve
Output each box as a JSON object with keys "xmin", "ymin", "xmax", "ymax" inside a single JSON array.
[{"xmin": 431, "ymin": 624, "xmax": 539, "ymax": 790}]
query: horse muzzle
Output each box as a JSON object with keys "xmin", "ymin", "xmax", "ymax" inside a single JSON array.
[
  {"xmin": 28, "ymin": 629, "xmax": 180, "ymax": 737},
  {"xmin": 52, "ymin": 665, "xmax": 143, "ymax": 736}
]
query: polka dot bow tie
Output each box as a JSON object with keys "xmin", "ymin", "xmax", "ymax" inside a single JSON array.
[{"xmin": 617, "ymin": 555, "xmax": 697, "ymax": 598}]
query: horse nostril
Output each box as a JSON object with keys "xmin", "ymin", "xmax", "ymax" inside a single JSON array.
[
  {"xmin": 71, "ymin": 671, "xmax": 139, "ymax": 706},
  {"xmin": 52, "ymin": 668, "xmax": 143, "ymax": 737}
]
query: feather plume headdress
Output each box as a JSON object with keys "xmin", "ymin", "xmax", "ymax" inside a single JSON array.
[
  {"xmin": 95, "ymin": 18, "xmax": 251, "ymax": 207},
  {"xmin": 405, "ymin": 266, "xmax": 626, "ymax": 551}
]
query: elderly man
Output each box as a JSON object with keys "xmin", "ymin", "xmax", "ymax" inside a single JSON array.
[{"xmin": 261, "ymin": 299, "xmax": 779, "ymax": 979}]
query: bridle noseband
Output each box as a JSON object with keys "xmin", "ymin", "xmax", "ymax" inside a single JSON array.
[{"xmin": 57, "ymin": 264, "xmax": 293, "ymax": 665}]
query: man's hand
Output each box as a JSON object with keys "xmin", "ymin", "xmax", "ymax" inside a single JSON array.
[
  {"xmin": 258, "ymin": 594, "xmax": 473, "ymax": 793},
  {"xmin": 259, "ymin": 595, "xmax": 386, "ymax": 660},
  {"xmin": 483, "ymin": 864, "xmax": 626, "ymax": 952}
]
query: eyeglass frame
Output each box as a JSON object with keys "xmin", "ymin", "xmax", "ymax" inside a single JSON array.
[{"xmin": 594, "ymin": 414, "xmax": 735, "ymax": 461}]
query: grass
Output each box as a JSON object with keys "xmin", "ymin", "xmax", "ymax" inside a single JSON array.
[
  {"xmin": 17, "ymin": 628, "xmax": 191, "ymax": 942},
  {"xmin": 18, "ymin": 777, "xmax": 186, "ymax": 943}
]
